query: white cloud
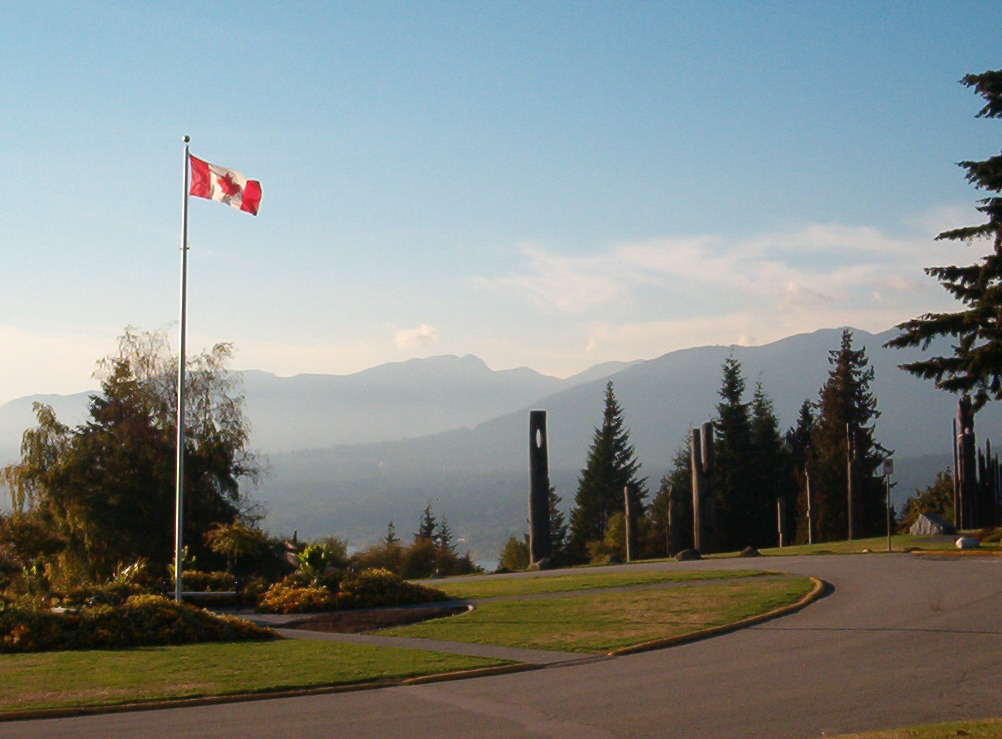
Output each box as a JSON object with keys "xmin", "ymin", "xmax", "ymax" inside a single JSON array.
[
  {"xmin": 480, "ymin": 215, "xmax": 982, "ymax": 366},
  {"xmin": 394, "ymin": 323, "xmax": 440, "ymax": 351}
]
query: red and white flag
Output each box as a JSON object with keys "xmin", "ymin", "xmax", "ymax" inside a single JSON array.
[{"xmin": 189, "ymin": 154, "xmax": 262, "ymax": 215}]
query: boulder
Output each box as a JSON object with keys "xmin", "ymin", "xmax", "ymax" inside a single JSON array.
[
  {"xmin": 674, "ymin": 548, "xmax": 702, "ymax": 561},
  {"xmin": 956, "ymin": 536, "xmax": 980, "ymax": 550},
  {"xmin": 739, "ymin": 546, "xmax": 760, "ymax": 557},
  {"xmin": 909, "ymin": 513, "xmax": 956, "ymax": 536}
]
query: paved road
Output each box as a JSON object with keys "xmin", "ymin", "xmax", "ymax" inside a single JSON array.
[{"xmin": 8, "ymin": 554, "xmax": 1002, "ymax": 738}]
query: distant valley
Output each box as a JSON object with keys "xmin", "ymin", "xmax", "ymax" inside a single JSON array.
[{"xmin": 2, "ymin": 327, "xmax": 1000, "ymax": 560}]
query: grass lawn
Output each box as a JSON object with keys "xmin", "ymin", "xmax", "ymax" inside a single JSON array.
[
  {"xmin": 383, "ymin": 576, "xmax": 815, "ymax": 653},
  {"xmin": 0, "ymin": 639, "xmax": 506, "ymax": 714},
  {"xmin": 832, "ymin": 718, "xmax": 1002, "ymax": 737},
  {"xmin": 436, "ymin": 568, "xmax": 776, "ymax": 600},
  {"xmin": 728, "ymin": 534, "xmax": 998, "ymax": 557}
]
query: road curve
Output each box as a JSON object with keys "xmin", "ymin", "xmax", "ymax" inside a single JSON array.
[{"xmin": 7, "ymin": 553, "xmax": 1002, "ymax": 738}]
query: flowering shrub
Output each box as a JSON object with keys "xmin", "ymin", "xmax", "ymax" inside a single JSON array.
[
  {"xmin": 256, "ymin": 584, "xmax": 336, "ymax": 614},
  {"xmin": 337, "ymin": 568, "xmax": 447, "ymax": 609},
  {"xmin": 0, "ymin": 594, "xmax": 275, "ymax": 653},
  {"xmin": 255, "ymin": 568, "xmax": 448, "ymax": 614}
]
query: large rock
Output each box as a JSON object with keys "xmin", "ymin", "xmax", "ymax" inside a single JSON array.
[
  {"xmin": 956, "ymin": 536, "xmax": 980, "ymax": 550},
  {"xmin": 674, "ymin": 548, "xmax": 702, "ymax": 561},
  {"xmin": 909, "ymin": 513, "xmax": 956, "ymax": 536}
]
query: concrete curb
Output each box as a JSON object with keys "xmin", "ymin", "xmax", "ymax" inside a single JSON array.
[{"xmin": 607, "ymin": 576, "xmax": 828, "ymax": 657}]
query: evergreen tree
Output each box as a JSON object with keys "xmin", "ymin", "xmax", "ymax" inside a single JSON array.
[
  {"xmin": 567, "ymin": 382, "xmax": 646, "ymax": 562},
  {"xmin": 548, "ymin": 486, "xmax": 568, "ymax": 563},
  {"xmin": 436, "ymin": 518, "xmax": 455, "ymax": 555},
  {"xmin": 887, "ymin": 70, "xmax": 1002, "ymax": 410},
  {"xmin": 713, "ymin": 357, "xmax": 754, "ymax": 550},
  {"xmin": 384, "ymin": 520, "xmax": 399, "ymax": 545},
  {"xmin": 809, "ymin": 330, "xmax": 886, "ymax": 541},
  {"xmin": 415, "ymin": 503, "xmax": 437, "ymax": 542},
  {"xmin": 749, "ymin": 381, "xmax": 793, "ymax": 547},
  {"xmin": 649, "ymin": 438, "xmax": 695, "ymax": 554},
  {"xmin": 1, "ymin": 328, "xmax": 256, "ymax": 580},
  {"xmin": 786, "ymin": 398, "xmax": 816, "ymax": 543}
]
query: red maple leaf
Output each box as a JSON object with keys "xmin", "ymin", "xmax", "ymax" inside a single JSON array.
[{"xmin": 215, "ymin": 172, "xmax": 242, "ymax": 197}]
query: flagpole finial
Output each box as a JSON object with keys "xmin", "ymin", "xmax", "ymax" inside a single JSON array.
[{"xmin": 182, "ymin": 135, "xmax": 190, "ymax": 144}]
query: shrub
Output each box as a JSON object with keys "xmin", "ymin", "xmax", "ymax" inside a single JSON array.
[
  {"xmin": 336, "ymin": 568, "xmax": 448, "ymax": 609},
  {"xmin": 0, "ymin": 594, "xmax": 275, "ymax": 653},
  {"xmin": 256, "ymin": 584, "xmax": 336, "ymax": 614},
  {"xmin": 182, "ymin": 570, "xmax": 238, "ymax": 592},
  {"xmin": 498, "ymin": 535, "xmax": 529, "ymax": 571}
]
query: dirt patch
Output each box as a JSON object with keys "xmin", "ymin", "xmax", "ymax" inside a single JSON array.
[{"xmin": 283, "ymin": 605, "xmax": 469, "ymax": 634}]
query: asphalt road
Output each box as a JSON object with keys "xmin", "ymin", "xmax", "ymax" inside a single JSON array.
[{"xmin": 7, "ymin": 553, "xmax": 1002, "ymax": 738}]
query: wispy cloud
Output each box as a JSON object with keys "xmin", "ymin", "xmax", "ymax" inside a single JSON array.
[{"xmin": 480, "ymin": 216, "xmax": 985, "ymax": 362}]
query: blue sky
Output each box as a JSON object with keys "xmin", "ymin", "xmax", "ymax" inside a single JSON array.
[{"xmin": 1, "ymin": 1, "xmax": 1000, "ymax": 404}]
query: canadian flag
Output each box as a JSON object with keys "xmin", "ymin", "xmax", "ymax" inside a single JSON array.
[{"xmin": 189, "ymin": 154, "xmax": 262, "ymax": 215}]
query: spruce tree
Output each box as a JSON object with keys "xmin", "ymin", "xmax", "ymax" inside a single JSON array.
[
  {"xmin": 749, "ymin": 381, "xmax": 793, "ymax": 547},
  {"xmin": 548, "ymin": 486, "xmax": 568, "ymax": 563},
  {"xmin": 786, "ymin": 398, "xmax": 816, "ymax": 543},
  {"xmin": 567, "ymin": 381, "xmax": 646, "ymax": 562},
  {"xmin": 415, "ymin": 503, "xmax": 437, "ymax": 541},
  {"xmin": 713, "ymin": 357, "xmax": 754, "ymax": 550},
  {"xmin": 887, "ymin": 70, "xmax": 1002, "ymax": 410},
  {"xmin": 809, "ymin": 330, "xmax": 886, "ymax": 541}
]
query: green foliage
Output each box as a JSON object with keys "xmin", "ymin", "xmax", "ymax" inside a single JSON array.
[
  {"xmin": 256, "ymin": 584, "xmax": 337, "ymax": 614},
  {"xmin": 203, "ymin": 522, "xmax": 271, "ymax": 575},
  {"xmin": 0, "ymin": 594, "xmax": 275, "ymax": 653},
  {"xmin": 256, "ymin": 568, "xmax": 448, "ymax": 614},
  {"xmin": 498, "ymin": 535, "xmax": 530, "ymax": 571},
  {"xmin": 586, "ymin": 511, "xmax": 626, "ymax": 563},
  {"xmin": 568, "ymin": 382, "xmax": 646, "ymax": 562},
  {"xmin": 887, "ymin": 70, "xmax": 1002, "ymax": 410},
  {"xmin": 807, "ymin": 330, "xmax": 887, "ymax": 541},
  {"xmin": 415, "ymin": 503, "xmax": 437, "ymax": 541},
  {"xmin": 352, "ymin": 511, "xmax": 479, "ymax": 580},
  {"xmin": 336, "ymin": 568, "xmax": 447, "ymax": 609},
  {"xmin": 0, "ymin": 328, "xmax": 260, "ymax": 583},
  {"xmin": 548, "ymin": 487, "xmax": 569, "ymax": 562},
  {"xmin": 899, "ymin": 470, "xmax": 955, "ymax": 531}
]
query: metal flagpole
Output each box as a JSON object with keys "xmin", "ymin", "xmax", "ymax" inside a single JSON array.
[{"xmin": 174, "ymin": 135, "xmax": 191, "ymax": 603}]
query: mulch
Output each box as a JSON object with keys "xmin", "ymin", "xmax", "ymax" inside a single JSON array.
[{"xmin": 282, "ymin": 605, "xmax": 469, "ymax": 634}]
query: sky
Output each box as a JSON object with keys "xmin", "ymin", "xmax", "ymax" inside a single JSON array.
[{"xmin": 1, "ymin": 1, "xmax": 1000, "ymax": 406}]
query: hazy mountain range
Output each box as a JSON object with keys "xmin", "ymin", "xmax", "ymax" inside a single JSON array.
[{"xmin": 2, "ymin": 327, "xmax": 1000, "ymax": 560}]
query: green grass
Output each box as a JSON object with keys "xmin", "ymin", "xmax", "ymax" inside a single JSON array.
[
  {"xmin": 0, "ymin": 639, "xmax": 506, "ymax": 714},
  {"xmin": 436, "ymin": 568, "xmax": 776, "ymax": 600},
  {"xmin": 730, "ymin": 534, "xmax": 997, "ymax": 557},
  {"xmin": 383, "ymin": 576, "xmax": 814, "ymax": 653},
  {"xmin": 832, "ymin": 717, "xmax": 1002, "ymax": 737}
]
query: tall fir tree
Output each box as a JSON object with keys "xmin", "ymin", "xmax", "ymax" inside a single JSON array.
[
  {"xmin": 887, "ymin": 70, "xmax": 1002, "ymax": 410},
  {"xmin": 713, "ymin": 357, "xmax": 754, "ymax": 551},
  {"xmin": 567, "ymin": 381, "xmax": 646, "ymax": 562},
  {"xmin": 785, "ymin": 398, "xmax": 817, "ymax": 543},
  {"xmin": 749, "ymin": 381, "xmax": 794, "ymax": 547},
  {"xmin": 809, "ymin": 330, "xmax": 886, "ymax": 541},
  {"xmin": 548, "ymin": 486, "xmax": 569, "ymax": 564}
]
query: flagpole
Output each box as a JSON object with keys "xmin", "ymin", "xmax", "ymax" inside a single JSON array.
[{"xmin": 174, "ymin": 135, "xmax": 191, "ymax": 603}]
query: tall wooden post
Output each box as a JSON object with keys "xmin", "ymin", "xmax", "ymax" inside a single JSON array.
[
  {"xmin": 691, "ymin": 422, "xmax": 714, "ymax": 554},
  {"xmin": 624, "ymin": 485, "xmax": 634, "ymax": 563},
  {"xmin": 667, "ymin": 484, "xmax": 680, "ymax": 557},
  {"xmin": 528, "ymin": 410, "xmax": 551, "ymax": 566}
]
